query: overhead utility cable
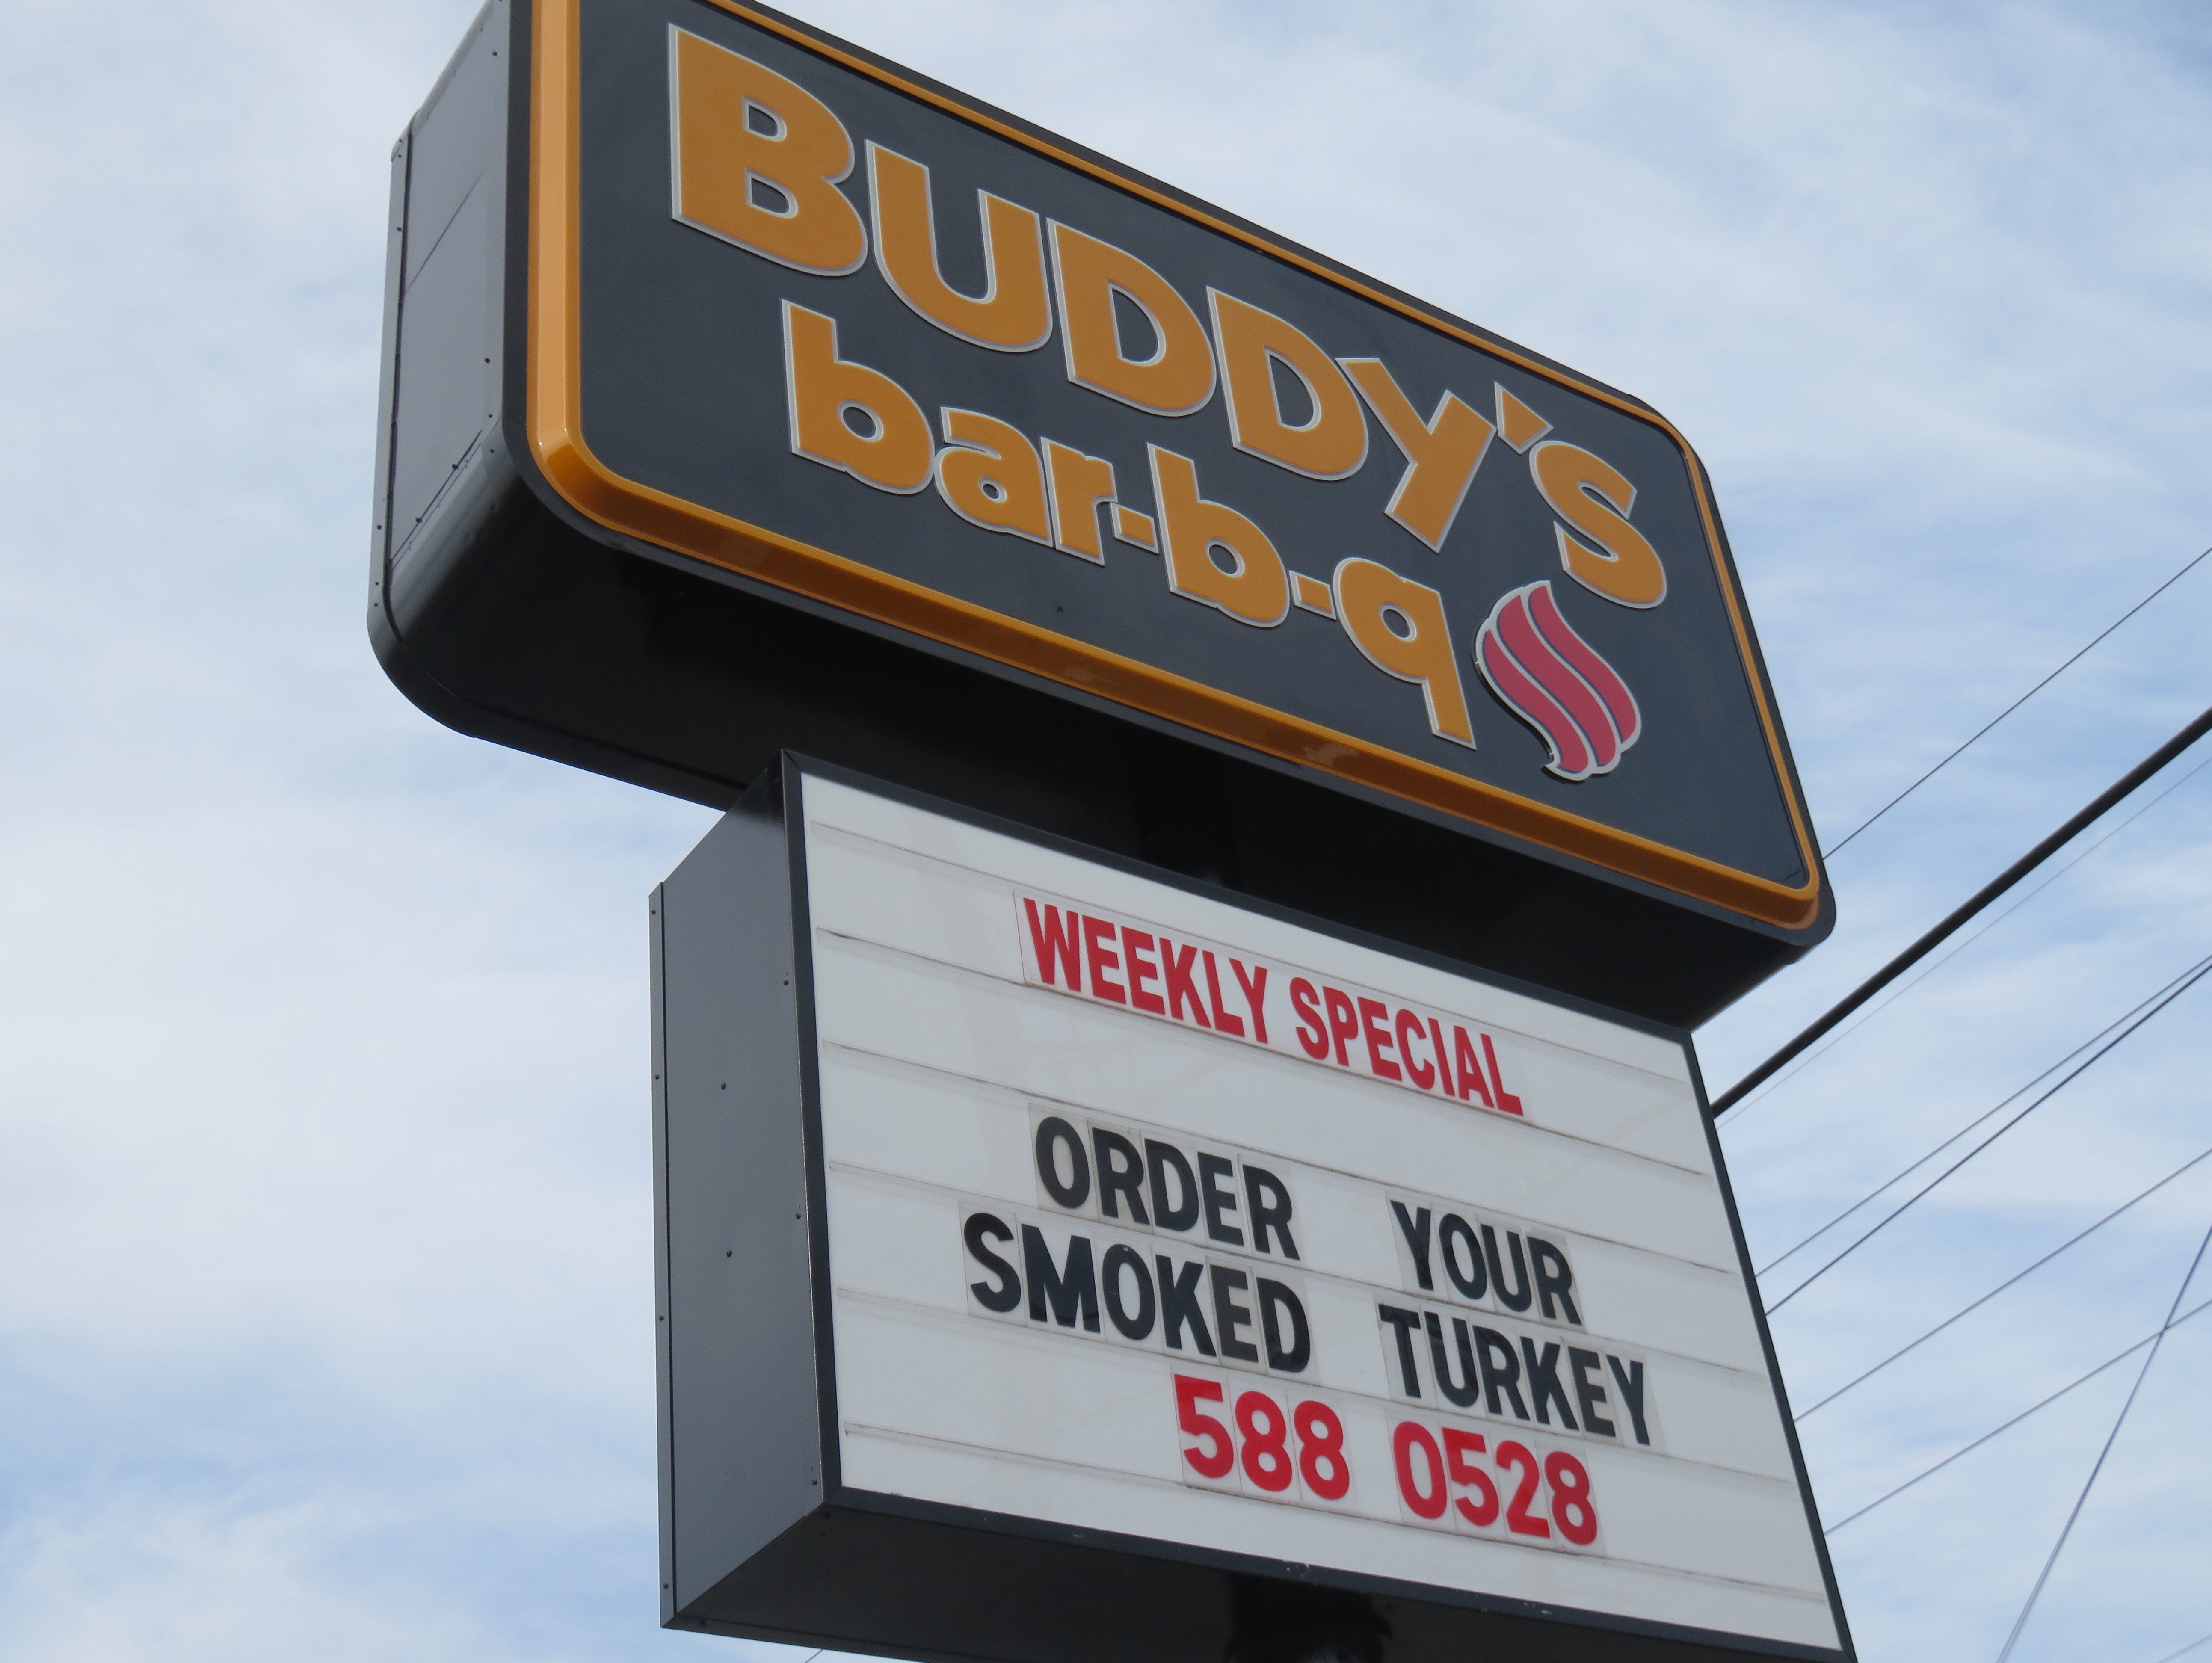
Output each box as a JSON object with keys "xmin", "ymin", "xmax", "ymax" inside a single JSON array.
[
  {"xmin": 1713, "ymin": 703, "xmax": 2212, "ymax": 1116},
  {"xmin": 1824, "ymin": 1288, "xmax": 2212, "ymax": 1535},
  {"xmin": 1993, "ymin": 1219, "xmax": 2212, "ymax": 1663},
  {"xmin": 1757, "ymin": 951, "xmax": 2212, "ymax": 1280},
  {"xmin": 1823, "ymin": 542, "xmax": 2210, "ymax": 859},
  {"xmin": 1736, "ymin": 752, "xmax": 2212, "ymax": 1140},
  {"xmin": 1794, "ymin": 1144, "xmax": 2212, "ymax": 1420},
  {"xmin": 1763, "ymin": 956, "xmax": 2212, "ymax": 1315},
  {"xmin": 2151, "ymin": 1631, "xmax": 2212, "ymax": 1663}
]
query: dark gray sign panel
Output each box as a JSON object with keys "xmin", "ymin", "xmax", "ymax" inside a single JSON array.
[
  {"xmin": 652, "ymin": 757, "xmax": 1854, "ymax": 1663},
  {"xmin": 373, "ymin": 0, "xmax": 1833, "ymax": 1022}
]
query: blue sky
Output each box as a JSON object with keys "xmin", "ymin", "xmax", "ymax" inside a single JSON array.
[{"xmin": 2, "ymin": 0, "xmax": 2208, "ymax": 1659}]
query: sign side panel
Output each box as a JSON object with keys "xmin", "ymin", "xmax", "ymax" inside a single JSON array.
[
  {"xmin": 658, "ymin": 800, "xmax": 824, "ymax": 1610},
  {"xmin": 1687, "ymin": 1048, "xmax": 1861, "ymax": 1662},
  {"xmin": 651, "ymin": 882, "xmax": 678, "ymax": 1623}
]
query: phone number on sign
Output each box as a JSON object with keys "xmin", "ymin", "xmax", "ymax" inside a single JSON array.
[{"xmin": 1173, "ymin": 1374, "xmax": 1601, "ymax": 1551}]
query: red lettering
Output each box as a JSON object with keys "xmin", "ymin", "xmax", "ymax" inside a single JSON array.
[
  {"xmin": 1498, "ymin": 1441, "xmax": 1550, "ymax": 1537},
  {"xmin": 1546, "ymin": 1450, "xmax": 1598, "ymax": 1544},
  {"xmin": 1323, "ymin": 987, "xmax": 1359, "ymax": 1066},
  {"xmin": 1428, "ymin": 1018, "xmax": 1454, "ymax": 1096},
  {"xmin": 1397, "ymin": 1009, "xmax": 1434, "ymax": 1089},
  {"xmin": 1481, "ymin": 1033, "xmax": 1525, "ymax": 1115},
  {"xmin": 1291, "ymin": 978, "xmax": 1327, "ymax": 1058},
  {"xmin": 1202, "ymin": 951, "xmax": 1246, "ymax": 1036},
  {"xmin": 1231, "ymin": 958, "xmax": 1270, "ymax": 1044},
  {"xmin": 1392, "ymin": 1421, "xmax": 1447, "ymax": 1520},
  {"xmin": 1235, "ymin": 1391, "xmax": 1294, "ymax": 1492},
  {"xmin": 1294, "ymin": 1400, "xmax": 1350, "ymax": 1500},
  {"xmin": 1452, "ymin": 1026, "xmax": 1494, "ymax": 1107},
  {"xmin": 1175, "ymin": 1375, "xmax": 1233, "ymax": 1480},
  {"xmin": 1162, "ymin": 941, "xmax": 1211, "ymax": 1027},
  {"xmin": 1443, "ymin": 1428, "xmax": 1498, "ymax": 1527},
  {"xmin": 1124, "ymin": 928, "xmax": 1166, "ymax": 1014},
  {"xmin": 1358, "ymin": 997, "xmax": 1401, "ymax": 1080},
  {"xmin": 1084, "ymin": 915, "xmax": 1126, "ymax": 1003},
  {"xmin": 1023, "ymin": 898, "xmax": 1082, "ymax": 991}
]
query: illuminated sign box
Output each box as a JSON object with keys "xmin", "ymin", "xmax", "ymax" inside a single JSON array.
[
  {"xmin": 651, "ymin": 760, "xmax": 1853, "ymax": 1663},
  {"xmin": 376, "ymin": 0, "xmax": 1832, "ymax": 1026}
]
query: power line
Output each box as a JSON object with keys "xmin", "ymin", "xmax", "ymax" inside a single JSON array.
[
  {"xmin": 1824, "ymin": 1289, "xmax": 2212, "ymax": 1536},
  {"xmin": 1713, "ymin": 703, "xmax": 2212, "ymax": 1116},
  {"xmin": 1822, "ymin": 542, "xmax": 2212, "ymax": 860},
  {"xmin": 2152, "ymin": 1631, "xmax": 2212, "ymax": 1663},
  {"xmin": 1756, "ymin": 953, "xmax": 2212, "ymax": 1281},
  {"xmin": 1794, "ymin": 1145, "xmax": 2212, "ymax": 1421},
  {"xmin": 1732, "ymin": 751, "xmax": 2212, "ymax": 1138},
  {"xmin": 1764, "ymin": 957, "xmax": 2212, "ymax": 1315},
  {"xmin": 1993, "ymin": 1219, "xmax": 2212, "ymax": 1663}
]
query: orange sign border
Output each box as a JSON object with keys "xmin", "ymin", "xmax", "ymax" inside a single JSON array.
[{"xmin": 523, "ymin": 0, "xmax": 1824, "ymax": 930}]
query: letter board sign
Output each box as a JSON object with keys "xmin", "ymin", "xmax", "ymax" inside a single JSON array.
[
  {"xmin": 652, "ymin": 759, "xmax": 1853, "ymax": 1663},
  {"xmin": 376, "ymin": 0, "xmax": 1831, "ymax": 998}
]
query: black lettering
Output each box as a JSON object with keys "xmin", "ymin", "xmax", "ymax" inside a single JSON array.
[
  {"xmin": 1244, "ymin": 1166, "xmax": 1299, "ymax": 1259},
  {"xmin": 1483, "ymin": 1225, "xmax": 1533, "ymax": 1313},
  {"xmin": 1389, "ymin": 1201, "xmax": 1434, "ymax": 1290},
  {"xmin": 1377, "ymin": 1303, "xmax": 1423, "ymax": 1396},
  {"xmin": 1146, "ymin": 1140, "xmax": 1200, "ymax": 1231},
  {"xmin": 1257, "ymin": 1278, "xmax": 1310, "ymax": 1372},
  {"xmin": 1530, "ymin": 1237, "xmax": 1580, "ymax": 1325},
  {"xmin": 1198, "ymin": 1152, "xmax": 1244, "ymax": 1246},
  {"xmin": 1210, "ymin": 1264, "xmax": 1259, "ymax": 1363},
  {"xmin": 1438, "ymin": 1213, "xmax": 1487, "ymax": 1301},
  {"xmin": 1519, "ymin": 1338, "xmax": 1578, "ymax": 1430},
  {"xmin": 964, "ymin": 1211, "xmax": 1020, "ymax": 1312},
  {"xmin": 1472, "ymin": 1324, "xmax": 1529, "ymax": 1420},
  {"xmin": 1157, "ymin": 1255, "xmax": 1215, "ymax": 1355},
  {"xmin": 1034, "ymin": 1116, "xmax": 1090, "ymax": 1210},
  {"xmin": 1423, "ymin": 1311, "xmax": 1481, "ymax": 1409},
  {"xmin": 1569, "ymin": 1347, "xmax": 1614, "ymax": 1438},
  {"xmin": 1607, "ymin": 1355, "xmax": 1652, "ymax": 1446},
  {"xmin": 1092, "ymin": 1128, "xmax": 1149, "ymax": 1224},
  {"xmin": 1101, "ymin": 1242, "xmax": 1156, "ymax": 1340},
  {"xmin": 1021, "ymin": 1224, "xmax": 1099, "ymax": 1332}
]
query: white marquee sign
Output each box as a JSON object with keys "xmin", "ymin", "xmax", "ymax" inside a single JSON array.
[{"xmin": 777, "ymin": 771, "xmax": 1842, "ymax": 1654}]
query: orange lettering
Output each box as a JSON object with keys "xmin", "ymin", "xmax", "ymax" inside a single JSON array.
[
  {"xmin": 1042, "ymin": 439, "xmax": 1116, "ymax": 562},
  {"xmin": 1147, "ymin": 448, "xmax": 1288, "ymax": 626},
  {"xmin": 783, "ymin": 302, "xmax": 934, "ymax": 493},
  {"xmin": 670, "ymin": 30, "xmax": 865, "ymax": 275},
  {"xmin": 1333, "ymin": 558, "xmax": 1475, "ymax": 746},
  {"xmin": 1529, "ymin": 441, "xmax": 1666, "ymax": 608},
  {"xmin": 1050, "ymin": 223, "xmax": 1215, "ymax": 416},
  {"xmin": 1211, "ymin": 291, "xmax": 1365, "ymax": 479},
  {"xmin": 869, "ymin": 143, "xmax": 1051, "ymax": 350},
  {"xmin": 1340, "ymin": 358, "xmax": 1495, "ymax": 552}
]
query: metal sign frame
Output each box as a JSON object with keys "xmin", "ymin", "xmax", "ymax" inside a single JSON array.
[
  {"xmin": 531, "ymin": 0, "xmax": 1819, "ymax": 930},
  {"xmin": 651, "ymin": 754, "xmax": 1855, "ymax": 1663},
  {"xmin": 372, "ymin": 0, "xmax": 1835, "ymax": 1030}
]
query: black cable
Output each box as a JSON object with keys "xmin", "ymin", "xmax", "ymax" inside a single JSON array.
[
  {"xmin": 1824, "ymin": 1289, "xmax": 2212, "ymax": 1536},
  {"xmin": 2152, "ymin": 1630, "xmax": 2212, "ymax": 1663},
  {"xmin": 1765, "ymin": 958, "xmax": 2212, "ymax": 1315},
  {"xmin": 1994, "ymin": 1219, "xmax": 2212, "ymax": 1662},
  {"xmin": 1794, "ymin": 1145, "xmax": 2212, "ymax": 1420},
  {"xmin": 1756, "ymin": 953, "xmax": 2212, "ymax": 1280},
  {"xmin": 1735, "ymin": 752, "xmax": 2212, "ymax": 1141},
  {"xmin": 1713, "ymin": 703, "xmax": 2212, "ymax": 1117},
  {"xmin": 1823, "ymin": 542, "xmax": 2211, "ymax": 859}
]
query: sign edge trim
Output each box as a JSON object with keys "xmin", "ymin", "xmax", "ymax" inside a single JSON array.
[{"xmin": 527, "ymin": 0, "xmax": 1825, "ymax": 931}]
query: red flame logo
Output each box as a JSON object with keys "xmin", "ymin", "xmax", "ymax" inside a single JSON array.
[{"xmin": 1475, "ymin": 581, "xmax": 1643, "ymax": 781}]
